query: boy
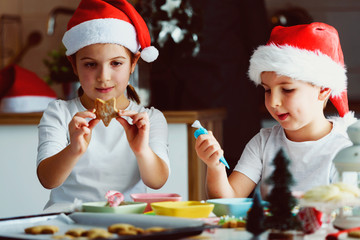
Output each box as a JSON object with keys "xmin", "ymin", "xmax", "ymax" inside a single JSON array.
[{"xmin": 195, "ymin": 22, "xmax": 356, "ymax": 199}]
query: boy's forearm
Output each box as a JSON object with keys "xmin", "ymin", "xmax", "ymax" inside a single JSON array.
[{"xmin": 206, "ymin": 166, "xmax": 235, "ymax": 199}]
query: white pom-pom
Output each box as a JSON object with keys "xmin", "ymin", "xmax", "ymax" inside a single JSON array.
[
  {"xmin": 141, "ymin": 46, "xmax": 159, "ymax": 62},
  {"xmin": 329, "ymin": 111, "xmax": 357, "ymax": 132}
]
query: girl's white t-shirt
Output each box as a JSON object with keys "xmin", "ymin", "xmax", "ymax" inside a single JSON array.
[
  {"xmin": 37, "ymin": 98, "xmax": 169, "ymax": 209},
  {"xmin": 234, "ymin": 119, "xmax": 352, "ymax": 199}
]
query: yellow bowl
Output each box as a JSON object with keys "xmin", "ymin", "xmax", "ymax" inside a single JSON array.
[{"xmin": 150, "ymin": 201, "xmax": 214, "ymax": 218}]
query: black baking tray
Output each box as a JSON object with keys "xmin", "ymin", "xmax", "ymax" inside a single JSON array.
[{"xmin": 0, "ymin": 212, "xmax": 216, "ymax": 240}]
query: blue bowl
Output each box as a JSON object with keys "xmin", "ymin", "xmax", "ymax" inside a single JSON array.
[{"xmin": 206, "ymin": 198, "xmax": 268, "ymax": 218}]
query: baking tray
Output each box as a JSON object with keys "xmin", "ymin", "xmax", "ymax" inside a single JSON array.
[{"xmin": 0, "ymin": 212, "xmax": 214, "ymax": 239}]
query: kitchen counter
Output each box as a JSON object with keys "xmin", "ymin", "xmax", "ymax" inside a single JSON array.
[{"xmin": 0, "ymin": 109, "xmax": 226, "ymax": 202}]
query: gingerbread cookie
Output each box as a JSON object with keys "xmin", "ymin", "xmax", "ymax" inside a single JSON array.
[
  {"xmin": 144, "ymin": 226, "xmax": 166, "ymax": 233},
  {"xmin": 82, "ymin": 228, "xmax": 113, "ymax": 239},
  {"xmin": 65, "ymin": 228, "xmax": 86, "ymax": 237},
  {"xmin": 94, "ymin": 98, "xmax": 119, "ymax": 127},
  {"xmin": 108, "ymin": 223, "xmax": 141, "ymax": 235},
  {"xmin": 52, "ymin": 235, "xmax": 74, "ymax": 239},
  {"xmin": 25, "ymin": 225, "xmax": 59, "ymax": 234},
  {"xmin": 222, "ymin": 220, "xmax": 245, "ymax": 228},
  {"xmin": 108, "ymin": 223, "xmax": 135, "ymax": 233}
]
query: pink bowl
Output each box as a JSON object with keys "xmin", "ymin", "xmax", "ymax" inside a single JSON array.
[{"xmin": 130, "ymin": 193, "xmax": 182, "ymax": 212}]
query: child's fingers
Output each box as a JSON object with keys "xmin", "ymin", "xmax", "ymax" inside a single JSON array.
[
  {"xmin": 88, "ymin": 118, "xmax": 100, "ymax": 130},
  {"xmin": 128, "ymin": 112, "xmax": 149, "ymax": 126},
  {"xmin": 70, "ymin": 111, "xmax": 96, "ymax": 128},
  {"xmin": 134, "ymin": 119, "xmax": 147, "ymax": 129},
  {"xmin": 203, "ymin": 142, "xmax": 221, "ymax": 159},
  {"xmin": 69, "ymin": 110, "xmax": 96, "ymax": 134},
  {"xmin": 120, "ymin": 112, "xmax": 149, "ymax": 131},
  {"xmin": 70, "ymin": 116, "xmax": 89, "ymax": 131},
  {"xmin": 81, "ymin": 125, "xmax": 91, "ymax": 135},
  {"xmin": 208, "ymin": 147, "xmax": 224, "ymax": 163},
  {"xmin": 195, "ymin": 134, "xmax": 208, "ymax": 147},
  {"xmin": 133, "ymin": 113, "xmax": 149, "ymax": 129},
  {"xmin": 118, "ymin": 110, "xmax": 138, "ymax": 117},
  {"xmin": 116, "ymin": 116, "xmax": 131, "ymax": 132},
  {"xmin": 75, "ymin": 110, "xmax": 97, "ymax": 119},
  {"xmin": 195, "ymin": 134, "xmax": 223, "ymax": 164},
  {"xmin": 196, "ymin": 134, "xmax": 216, "ymax": 150}
]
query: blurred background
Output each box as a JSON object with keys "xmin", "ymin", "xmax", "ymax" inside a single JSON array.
[{"xmin": 1, "ymin": 0, "xmax": 360, "ymax": 173}]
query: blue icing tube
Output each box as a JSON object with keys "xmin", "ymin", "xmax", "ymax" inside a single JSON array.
[
  {"xmin": 193, "ymin": 126, "xmax": 230, "ymax": 169},
  {"xmin": 194, "ymin": 127, "xmax": 208, "ymax": 138}
]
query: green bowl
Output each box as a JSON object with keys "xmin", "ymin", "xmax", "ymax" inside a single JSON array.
[{"xmin": 82, "ymin": 201, "xmax": 147, "ymax": 214}]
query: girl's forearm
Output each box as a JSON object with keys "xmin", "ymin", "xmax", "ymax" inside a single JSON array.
[
  {"xmin": 135, "ymin": 147, "xmax": 169, "ymax": 189},
  {"xmin": 37, "ymin": 145, "xmax": 82, "ymax": 189}
]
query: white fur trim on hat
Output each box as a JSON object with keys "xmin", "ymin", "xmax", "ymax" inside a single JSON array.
[
  {"xmin": 141, "ymin": 46, "xmax": 159, "ymax": 62},
  {"xmin": 248, "ymin": 44, "xmax": 347, "ymax": 97},
  {"xmin": 62, "ymin": 18, "xmax": 140, "ymax": 56},
  {"xmin": 329, "ymin": 111, "xmax": 357, "ymax": 131},
  {"xmin": 0, "ymin": 96, "xmax": 55, "ymax": 113}
]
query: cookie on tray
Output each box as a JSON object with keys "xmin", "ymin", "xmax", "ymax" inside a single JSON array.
[
  {"xmin": 82, "ymin": 228, "xmax": 113, "ymax": 239},
  {"xmin": 52, "ymin": 235, "xmax": 74, "ymax": 239},
  {"xmin": 65, "ymin": 228, "xmax": 87, "ymax": 237},
  {"xmin": 108, "ymin": 223, "xmax": 140, "ymax": 235},
  {"xmin": 24, "ymin": 225, "xmax": 59, "ymax": 235},
  {"xmin": 144, "ymin": 226, "xmax": 166, "ymax": 233}
]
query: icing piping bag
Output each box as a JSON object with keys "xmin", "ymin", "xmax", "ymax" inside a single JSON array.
[{"xmin": 192, "ymin": 120, "xmax": 230, "ymax": 169}]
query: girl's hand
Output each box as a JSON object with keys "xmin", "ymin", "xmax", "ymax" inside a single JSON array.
[
  {"xmin": 68, "ymin": 110, "xmax": 100, "ymax": 155},
  {"xmin": 195, "ymin": 131, "xmax": 224, "ymax": 168},
  {"xmin": 116, "ymin": 110, "xmax": 149, "ymax": 154}
]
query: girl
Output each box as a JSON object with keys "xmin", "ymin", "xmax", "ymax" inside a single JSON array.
[
  {"xmin": 195, "ymin": 22, "xmax": 356, "ymax": 199},
  {"xmin": 37, "ymin": 0, "xmax": 169, "ymax": 209}
]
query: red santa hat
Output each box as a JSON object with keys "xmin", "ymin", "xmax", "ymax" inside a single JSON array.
[
  {"xmin": 248, "ymin": 22, "xmax": 350, "ymax": 118},
  {"xmin": 0, "ymin": 65, "xmax": 57, "ymax": 113},
  {"xmin": 62, "ymin": 0, "xmax": 158, "ymax": 63}
]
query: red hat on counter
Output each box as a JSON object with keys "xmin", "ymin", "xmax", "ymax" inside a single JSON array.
[
  {"xmin": 248, "ymin": 22, "xmax": 350, "ymax": 118},
  {"xmin": 0, "ymin": 65, "xmax": 57, "ymax": 113},
  {"xmin": 62, "ymin": 0, "xmax": 158, "ymax": 63}
]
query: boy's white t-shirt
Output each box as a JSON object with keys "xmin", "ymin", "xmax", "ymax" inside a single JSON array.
[
  {"xmin": 234, "ymin": 119, "xmax": 352, "ymax": 199},
  {"xmin": 37, "ymin": 98, "xmax": 169, "ymax": 209}
]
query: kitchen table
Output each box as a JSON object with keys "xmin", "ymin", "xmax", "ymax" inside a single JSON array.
[
  {"xmin": 13, "ymin": 203, "xmax": 344, "ymax": 240},
  {"xmin": 0, "ymin": 209, "xmax": 348, "ymax": 240}
]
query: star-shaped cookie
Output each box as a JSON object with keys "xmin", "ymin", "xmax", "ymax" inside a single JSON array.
[{"xmin": 94, "ymin": 98, "xmax": 119, "ymax": 127}]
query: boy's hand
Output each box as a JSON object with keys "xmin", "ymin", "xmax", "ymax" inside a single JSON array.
[
  {"xmin": 195, "ymin": 131, "xmax": 224, "ymax": 168},
  {"xmin": 116, "ymin": 110, "xmax": 150, "ymax": 154},
  {"xmin": 68, "ymin": 110, "xmax": 99, "ymax": 155}
]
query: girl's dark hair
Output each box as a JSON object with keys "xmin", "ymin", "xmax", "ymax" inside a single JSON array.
[
  {"xmin": 73, "ymin": 48, "xmax": 141, "ymax": 104},
  {"xmin": 126, "ymin": 84, "xmax": 140, "ymax": 104}
]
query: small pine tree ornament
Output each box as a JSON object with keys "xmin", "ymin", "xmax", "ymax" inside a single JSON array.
[
  {"xmin": 265, "ymin": 148, "xmax": 301, "ymax": 232},
  {"xmin": 246, "ymin": 185, "xmax": 266, "ymax": 236}
]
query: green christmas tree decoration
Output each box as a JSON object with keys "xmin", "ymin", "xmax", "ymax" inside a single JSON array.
[
  {"xmin": 246, "ymin": 185, "xmax": 266, "ymax": 236},
  {"xmin": 265, "ymin": 148, "xmax": 302, "ymax": 231}
]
